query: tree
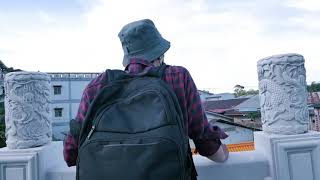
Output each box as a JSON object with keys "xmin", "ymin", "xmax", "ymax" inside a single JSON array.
[
  {"xmin": 247, "ymin": 112, "xmax": 261, "ymax": 121},
  {"xmin": 234, "ymin": 85, "xmax": 246, "ymax": 97},
  {"xmin": 246, "ymin": 89, "xmax": 259, "ymax": 95},
  {"xmin": 0, "ymin": 103, "xmax": 4, "ymax": 115},
  {"xmin": 234, "ymin": 85, "xmax": 259, "ymax": 97},
  {"xmin": 307, "ymin": 82, "xmax": 320, "ymax": 92},
  {"xmin": 0, "ymin": 123, "xmax": 5, "ymax": 148},
  {"xmin": 0, "ymin": 60, "xmax": 20, "ymax": 147},
  {"xmin": 0, "ymin": 102, "xmax": 5, "ymax": 148}
]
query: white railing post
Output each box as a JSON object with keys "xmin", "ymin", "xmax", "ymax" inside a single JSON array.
[
  {"xmin": 0, "ymin": 71, "xmax": 60, "ymax": 180},
  {"xmin": 255, "ymin": 53, "xmax": 320, "ymax": 180},
  {"xmin": 4, "ymin": 71, "xmax": 52, "ymax": 149}
]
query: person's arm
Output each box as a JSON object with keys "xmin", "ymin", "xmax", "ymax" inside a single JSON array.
[
  {"xmin": 183, "ymin": 69, "xmax": 229, "ymax": 162},
  {"xmin": 207, "ymin": 144, "xmax": 229, "ymax": 162},
  {"xmin": 63, "ymin": 89, "xmax": 90, "ymax": 167}
]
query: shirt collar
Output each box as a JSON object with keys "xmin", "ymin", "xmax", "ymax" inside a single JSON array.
[{"xmin": 125, "ymin": 58, "xmax": 155, "ymax": 74}]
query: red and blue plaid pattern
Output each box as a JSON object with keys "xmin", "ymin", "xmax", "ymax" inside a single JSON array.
[{"xmin": 63, "ymin": 59, "xmax": 228, "ymax": 166}]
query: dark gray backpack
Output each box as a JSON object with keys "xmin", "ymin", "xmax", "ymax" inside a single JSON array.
[{"xmin": 75, "ymin": 65, "xmax": 197, "ymax": 180}]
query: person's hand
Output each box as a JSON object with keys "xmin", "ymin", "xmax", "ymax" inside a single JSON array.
[
  {"xmin": 207, "ymin": 144, "xmax": 229, "ymax": 163},
  {"xmin": 221, "ymin": 144, "xmax": 229, "ymax": 161}
]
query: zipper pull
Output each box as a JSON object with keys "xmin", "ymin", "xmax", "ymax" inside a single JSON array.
[{"xmin": 87, "ymin": 125, "xmax": 96, "ymax": 140}]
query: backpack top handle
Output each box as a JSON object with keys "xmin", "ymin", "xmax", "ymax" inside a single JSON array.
[{"xmin": 106, "ymin": 63, "xmax": 167, "ymax": 82}]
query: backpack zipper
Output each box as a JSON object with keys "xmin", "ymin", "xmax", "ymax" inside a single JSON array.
[
  {"xmin": 86, "ymin": 99, "xmax": 122, "ymax": 140},
  {"xmin": 87, "ymin": 125, "xmax": 96, "ymax": 140}
]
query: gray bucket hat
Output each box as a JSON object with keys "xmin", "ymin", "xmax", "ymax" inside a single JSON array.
[{"xmin": 118, "ymin": 19, "xmax": 170, "ymax": 67}]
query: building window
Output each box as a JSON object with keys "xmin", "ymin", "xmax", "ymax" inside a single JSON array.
[
  {"xmin": 53, "ymin": 85, "xmax": 62, "ymax": 95},
  {"xmin": 54, "ymin": 108, "xmax": 63, "ymax": 117}
]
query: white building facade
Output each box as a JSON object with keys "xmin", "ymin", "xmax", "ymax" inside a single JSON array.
[{"xmin": 49, "ymin": 73, "xmax": 100, "ymax": 140}]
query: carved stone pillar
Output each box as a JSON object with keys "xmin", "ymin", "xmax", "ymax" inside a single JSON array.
[
  {"xmin": 255, "ymin": 54, "xmax": 320, "ymax": 180},
  {"xmin": 257, "ymin": 53, "xmax": 309, "ymax": 135},
  {"xmin": 4, "ymin": 71, "xmax": 52, "ymax": 149}
]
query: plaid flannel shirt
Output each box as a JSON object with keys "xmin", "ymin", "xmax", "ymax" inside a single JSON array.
[{"xmin": 63, "ymin": 59, "xmax": 228, "ymax": 166}]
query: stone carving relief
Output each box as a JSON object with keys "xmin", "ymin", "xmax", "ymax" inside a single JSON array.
[
  {"xmin": 4, "ymin": 72, "xmax": 52, "ymax": 149},
  {"xmin": 257, "ymin": 54, "xmax": 309, "ymax": 134}
]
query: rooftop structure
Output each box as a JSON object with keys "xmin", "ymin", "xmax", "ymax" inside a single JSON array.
[{"xmin": 204, "ymin": 98, "xmax": 249, "ymax": 113}]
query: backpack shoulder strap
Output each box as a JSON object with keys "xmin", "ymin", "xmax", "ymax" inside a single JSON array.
[{"xmin": 106, "ymin": 69, "xmax": 128, "ymax": 82}]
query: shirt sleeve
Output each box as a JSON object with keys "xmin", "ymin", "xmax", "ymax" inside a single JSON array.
[
  {"xmin": 63, "ymin": 88, "xmax": 90, "ymax": 167},
  {"xmin": 184, "ymin": 69, "xmax": 228, "ymax": 157}
]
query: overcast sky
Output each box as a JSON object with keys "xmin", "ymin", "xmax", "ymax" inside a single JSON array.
[{"xmin": 1, "ymin": 0, "xmax": 319, "ymax": 93}]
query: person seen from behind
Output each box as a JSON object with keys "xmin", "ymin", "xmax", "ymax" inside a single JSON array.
[{"xmin": 63, "ymin": 18, "xmax": 229, "ymax": 173}]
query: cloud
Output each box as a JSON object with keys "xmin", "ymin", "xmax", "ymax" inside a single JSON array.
[
  {"xmin": 38, "ymin": 11, "xmax": 57, "ymax": 24},
  {"xmin": 1, "ymin": 0, "xmax": 319, "ymax": 93},
  {"xmin": 287, "ymin": 0, "xmax": 320, "ymax": 11}
]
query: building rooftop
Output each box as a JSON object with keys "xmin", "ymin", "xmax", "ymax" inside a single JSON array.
[
  {"xmin": 233, "ymin": 95, "xmax": 260, "ymax": 112},
  {"xmin": 204, "ymin": 98, "xmax": 249, "ymax": 113},
  {"xmin": 48, "ymin": 72, "xmax": 101, "ymax": 79}
]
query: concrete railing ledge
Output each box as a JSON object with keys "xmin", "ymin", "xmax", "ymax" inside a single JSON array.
[
  {"xmin": 44, "ymin": 142, "xmax": 270, "ymax": 180},
  {"xmin": 194, "ymin": 151, "xmax": 270, "ymax": 180}
]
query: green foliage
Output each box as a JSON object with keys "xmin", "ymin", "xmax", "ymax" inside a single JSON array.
[
  {"xmin": 0, "ymin": 102, "xmax": 5, "ymax": 147},
  {"xmin": 0, "ymin": 123, "xmax": 5, "ymax": 148},
  {"xmin": 246, "ymin": 89, "xmax": 259, "ymax": 95},
  {"xmin": 307, "ymin": 82, "xmax": 320, "ymax": 92},
  {"xmin": 234, "ymin": 85, "xmax": 259, "ymax": 98},
  {"xmin": 0, "ymin": 103, "xmax": 4, "ymax": 116},
  {"xmin": 247, "ymin": 112, "xmax": 261, "ymax": 121}
]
